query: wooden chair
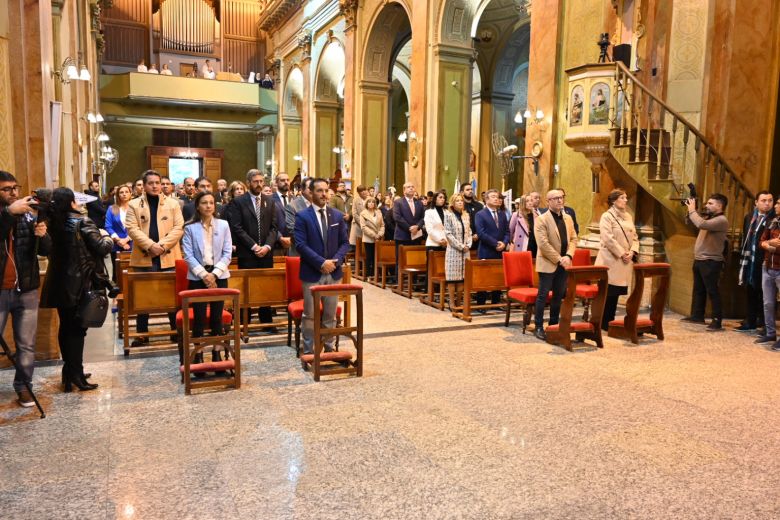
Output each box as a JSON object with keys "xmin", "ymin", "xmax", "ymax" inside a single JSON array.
[
  {"xmin": 300, "ymin": 284, "xmax": 363, "ymax": 381},
  {"xmin": 420, "ymin": 250, "xmax": 447, "ymax": 310},
  {"xmin": 392, "ymin": 245, "xmax": 427, "ymax": 298},
  {"xmin": 608, "ymin": 263, "xmax": 670, "ymax": 344},
  {"xmin": 353, "ymin": 237, "xmax": 365, "ymax": 280},
  {"xmin": 179, "ymin": 288, "xmax": 242, "ymax": 395},
  {"xmin": 239, "ymin": 267, "xmax": 288, "ymax": 339},
  {"xmin": 545, "ymin": 265, "xmax": 609, "ymax": 351},
  {"xmin": 122, "ymin": 271, "xmax": 178, "ymax": 356},
  {"xmin": 503, "ymin": 251, "xmax": 550, "ymax": 333},
  {"xmin": 452, "ymin": 259, "xmax": 506, "ymax": 322},
  {"xmin": 372, "ymin": 240, "xmax": 396, "ymax": 288},
  {"xmin": 573, "ymin": 248, "xmax": 599, "ymax": 320}
]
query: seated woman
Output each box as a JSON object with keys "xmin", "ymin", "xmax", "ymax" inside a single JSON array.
[
  {"xmin": 104, "ymin": 184, "xmax": 133, "ymax": 282},
  {"xmin": 181, "ymin": 192, "xmax": 233, "ymax": 365}
]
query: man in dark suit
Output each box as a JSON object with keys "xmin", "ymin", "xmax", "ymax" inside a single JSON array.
[
  {"xmin": 737, "ymin": 191, "xmax": 774, "ymax": 332},
  {"xmin": 392, "ymin": 181, "xmax": 425, "ymax": 270},
  {"xmin": 285, "ymin": 178, "xmax": 314, "ymax": 257},
  {"xmin": 461, "ymin": 183, "xmax": 483, "ymax": 250},
  {"xmin": 294, "ymin": 178, "xmax": 350, "ymax": 355},
  {"xmin": 183, "ymin": 176, "xmax": 223, "ymax": 221},
  {"xmin": 272, "ymin": 172, "xmax": 292, "ymax": 253},
  {"xmin": 474, "ymin": 189, "xmax": 510, "ymax": 307},
  {"xmin": 226, "ymin": 169, "xmax": 278, "ymax": 326}
]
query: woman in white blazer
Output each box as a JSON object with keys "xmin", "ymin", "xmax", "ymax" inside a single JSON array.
[
  {"xmin": 181, "ymin": 191, "xmax": 233, "ymax": 339},
  {"xmin": 424, "ymin": 191, "xmax": 449, "ymax": 251}
]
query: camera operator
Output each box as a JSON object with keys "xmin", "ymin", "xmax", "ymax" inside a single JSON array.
[
  {"xmin": 683, "ymin": 193, "xmax": 729, "ymax": 331},
  {"xmin": 0, "ymin": 171, "xmax": 50, "ymax": 408}
]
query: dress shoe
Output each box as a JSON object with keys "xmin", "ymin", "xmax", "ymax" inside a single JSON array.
[
  {"xmin": 130, "ymin": 337, "xmax": 148, "ymax": 347},
  {"xmin": 755, "ymin": 335, "xmax": 777, "ymax": 344},
  {"xmin": 62, "ymin": 372, "xmax": 98, "ymax": 392},
  {"xmin": 734, "ymin": 323, "xmax": 756, "ymax": 332},
  {"xmin": 680, "ymin": 316, "xmax": 705, "ymax": 323},
  {"xmin": 706, "ymin": 319, "xmax": 722, "ymax": 331},
  {"xmin": 771, "ymin": 340, "xmax": 780, "ymax": 352},
  {"xmin": 534, "ymin": 328, "xmax": 546, "ymax": 341}
]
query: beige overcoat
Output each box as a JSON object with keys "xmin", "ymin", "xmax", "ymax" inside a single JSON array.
[
  {"xmin": 126, "ymin": 193, "xmax": 184, "ymax": 269},
  {"xmin": 595, "ymin": 207, "xmax": 640, "ymax": 287}
]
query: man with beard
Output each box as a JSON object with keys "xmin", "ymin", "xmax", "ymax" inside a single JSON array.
[
  {"xmin": 272, "ymin": 173, "xmax": 292, "ymax": 252},
  {"xmin": 460, "ymin": 183, "xmax": 483, "ymax": 251}
]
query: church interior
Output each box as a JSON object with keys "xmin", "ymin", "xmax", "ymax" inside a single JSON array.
[{"xmin": 1, "ymin": 0, "xmax": 780, "ymax": 518}]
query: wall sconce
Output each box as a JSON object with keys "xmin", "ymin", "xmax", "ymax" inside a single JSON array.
[
  {"xmin": 332, "ymin": 146, "xmax": 346, "ymax": 154},
  {"xmin": 398, "ymin": 130, "xmax": 408, "ymax": 143},
  {"xmin": 52, "ymin": 55, "xmax": 91, "ymax": 84},
  {"xmin": 293, "ymin": 154, "xmax": 303, "ymax": 162},
  {"xmin": 97, "ymin": 132, "xmax": 110, "ymax": 142},
  {"xmin": 86, "ymin": 112, "xmax": 104, "ymax": 123},
  {"xmin": 265, "ymin": 159, "xmax": 273, "ymax": 166}
]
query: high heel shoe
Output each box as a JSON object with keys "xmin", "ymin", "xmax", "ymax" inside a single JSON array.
[{"xmin": 62, "ymin": 372, "xmax": 99, "ymax": 392}]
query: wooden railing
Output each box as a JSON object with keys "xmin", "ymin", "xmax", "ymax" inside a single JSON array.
[{"xmin": 611, "ymin": 62, "xmax": 753, "ymax": 252}]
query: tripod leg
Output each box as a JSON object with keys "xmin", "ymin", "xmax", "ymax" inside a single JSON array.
[{"xmin": 0, "ymin": 337, "xmax": 45, "ymax": 418}]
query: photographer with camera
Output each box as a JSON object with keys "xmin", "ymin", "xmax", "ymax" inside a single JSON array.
[
  {"xmin": 683, "ymin": 193, "xmax": 729, "ymax": 331},
  {"xmin": 40, "ymin": 188, "xmax": 114, "ymax": 392},
  {"xmin": 0, "ymin": 171, "xmax": 51, "ymax": 407}
]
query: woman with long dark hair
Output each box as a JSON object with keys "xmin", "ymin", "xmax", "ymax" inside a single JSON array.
[{"xmin": 41, "ymin": 188, "xmax": 113, "ymax": 391}]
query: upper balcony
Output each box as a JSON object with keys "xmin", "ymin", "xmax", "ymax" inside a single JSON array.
[{"xmin": 99, "ymin": 73, "xmax": 278, "ymax": 129}]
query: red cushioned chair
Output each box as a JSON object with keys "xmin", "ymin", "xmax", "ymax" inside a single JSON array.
[
  {"xmin": 609, "ymin": 263, "xmax": 670, "ymax": 344},
  {"xmin": 546, "ymin": 265, "xmax": 609, "ymax": 351},
  {"xmin": 175, "ymin": 260, "xmax": 234, "ymax": 364},
  {"xmin": 285, "ymin": 257, "xmax": 342, "ymax": 357},
  {"xmin": 573, "ymin": 248, "xmax": 599, "ymax": 320},
  {"xmin": 503, "ymin": 251, "xmax": 551, "ymax": 333}
]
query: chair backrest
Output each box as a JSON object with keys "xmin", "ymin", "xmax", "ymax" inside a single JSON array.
[
  {"xmin": 428, "ymin": 250, "xmax": 446, "ymax": 279},
  {"xmin": 244, "ymin": 268, "xmax": 287, "ymax": 307},
  {"xmin": 125, "ymin": 271, "xmax": 178, "ymax": 314},
  {"xmin": 502, "ymin": 251, "xmax": 534, "ymax": 287},
  {"xmin": 398, "ymin": 245, "xmax": 427, "ymax": 271},
  {"xmin": 572, "ymin": 248, "xmax": 592, "ymax": 266},
  {"xmin": 285, "ymin": 256, "xmax": 303, "ymax": 301},
  {"xmin": 375, "ymin": 240, "xmax": 396, "ymax": 265},
  {"xmin": 464, "ymin": 259, "xmax": 506, "ymax": 293},
  {"xmin": 557, "ymin": 266, "xmax": 609, "ymax": 330},
  {"xmin": 625, "ymin": 263, "xmax": 671, "ymax": 326},
  {"xmin": 273, "ymin": 255, "xmax": 286, "ymax": 267},
  {"xmin": 175, "ymin": 259, "xmax": 189, "ymax": 308}
]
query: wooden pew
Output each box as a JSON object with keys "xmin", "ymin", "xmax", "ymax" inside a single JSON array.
[
  {"xmin": 608, "ymin": 263, "xmax": 670, "ymax": 344},
  {"xmin": 420, "ymin": 250, "xmax": 447, "ymax": 310},
  {"xmin": 452, "ymin": 259, "xmax": 506, "ymax": 322},
  {"xmin": 353, "ymin": 237, "xmax": 366, "ymax": 281},
  {"xmin": 372, "ymin": 240, "xmax": 396, "ymax": 289},
  {"xmin": 545, "ymin": 265, "xmax": 609, "ymax": 351},
  {"xmin": 392, "ymin": 245, "xmax": 427, "ymax": 298},
  {"xmin": 122, "ymin": 271, "xmax": 178, "ymax": 356}
]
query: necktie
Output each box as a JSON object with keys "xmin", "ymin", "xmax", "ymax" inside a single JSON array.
[
  {"xmin": 282, "ymin": 195, "xmax": 288, "ymax": 207},
  {"xmin": 319, "ymin": 208, "xmax": 328, "ymax": 243},
  {"xmin": 492, "ymin": 210, "xmax": 499, "ymax": 226},
  {"xmin": 409, "ymin": 198, "xmax": 415, "ymax": 216},
  {"xmin": 255, "ymin": 195, "xmax": 263, "ymax": 237}
]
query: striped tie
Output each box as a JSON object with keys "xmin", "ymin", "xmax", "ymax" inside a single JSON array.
[{"xmin": 255, "ymin": 195, "xmax": 263, "ymax": 238}]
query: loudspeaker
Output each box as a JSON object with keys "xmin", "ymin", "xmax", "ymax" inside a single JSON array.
[{"xmin": 613, "ymin": 44, "xmax": 631, "ymax": 68}]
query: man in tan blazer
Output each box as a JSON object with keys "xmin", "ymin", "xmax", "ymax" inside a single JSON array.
[
  {"xmin": 125, "ymin": 170, "xmax": 185, "ymax": 345},
  {"xmin": 533, "ymin": 189, "xmax": 578, "ymax": 340}
]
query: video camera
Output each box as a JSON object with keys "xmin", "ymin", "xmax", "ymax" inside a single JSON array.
[
  {"xmin": 680, "ymin": 182, "xmax": 697, "ymax": 206},
  {"xmin": 31, "ymin": 187, "xmax": 52, "ymax": 222}
]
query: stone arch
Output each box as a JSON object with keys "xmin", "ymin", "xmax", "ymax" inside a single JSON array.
[
  {"xmin": 362, "ymin": 1, "xmax": 412, "ymax": 83},
  {"xmin": 283, "ymin": 66, "xmax": 304, "ymax": 118},
  {"xmin": 311, "ymin": 40, "xmax": 346, "ymax": 177},
  {"xmin": 314, "ymin": 39, "xmax": 346, "ymax": 103}
]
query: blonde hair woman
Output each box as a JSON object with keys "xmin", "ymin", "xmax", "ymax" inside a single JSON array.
[{"xmin": 444, "ymin": 193, "xmax": 472, "ymax": 307}]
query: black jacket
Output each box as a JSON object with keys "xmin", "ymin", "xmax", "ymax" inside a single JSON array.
[
  {"xmin": 0, "ymin": 207, "xmax": 51, "ymax": 292},
  {"xmin": 741, "ymin": 210, "xmax": 774, "ymax": 285},
  {"xmin": 40, "ymin": 214, "xmax": 113, "ymax": 309},
  {"xmin": 226, "ymin": 193, "xmax": 277, "ymax": 261},
  {"xmin": 85, "ymin": 190, "xmax": 107, "ymax": 229}
]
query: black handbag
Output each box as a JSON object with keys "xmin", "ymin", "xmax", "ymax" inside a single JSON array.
[{"xmin": 74, "ymin": 220, "xmax": 110, "ymax": 328}]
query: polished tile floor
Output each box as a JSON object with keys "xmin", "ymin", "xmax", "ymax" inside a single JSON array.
[{"xmin": 2, "ymin": 281, "xmax": 780, "ymax": 519}]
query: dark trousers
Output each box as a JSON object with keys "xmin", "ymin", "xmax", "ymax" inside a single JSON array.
[
  {"xmin": 535, "ymin": 265, "xmax": 568, "ymax": 329},
  {"xmin": 188, "ymin": 278, "xmax": 228, "ymax": 336},
  {"xmin": 135, "ymin": 260, "xmax": 176, "ymax": 334},
  {"xmin": 57, "ymin": 306, "xmax": 87, "ymax": 377},
  {"xmin": 602, "ymin": 284, "xmax": 628, "ymax": 331},
  {"xmin": 110, "ymin": 250, "xmax": 117, "ymax": 283},
  {"xmin": 238, "ymin": 255, "xmax": 274, "ymax": 323},
  {"xmin": 692, "ymin": 259, "xmax": 724, "ymax": 320},
  {"xmin": 364, "ymin": 242, "xmax": 376, "ymax": 277},
  {"xmin": 744, "ymin": 282, "xmax": 764, "ymax": 328}
]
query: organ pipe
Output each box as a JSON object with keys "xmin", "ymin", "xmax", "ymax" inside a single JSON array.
[{"xmin": 160, "ymin": 0, "xmax": 215, "ymax": 54}]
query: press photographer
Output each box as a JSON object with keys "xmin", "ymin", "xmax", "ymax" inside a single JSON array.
[{"xmin": 0, "ymin": 171, "xmax": 50, "ymax": 408}]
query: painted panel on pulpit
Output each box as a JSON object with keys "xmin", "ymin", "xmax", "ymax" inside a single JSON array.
[
  {"xmin": 569, "ymin": 85, "xmax": 584, "ymax": 126},
  {"xmin": 589, "ymin": 83, "xmax": 609, "ymax": 125}
]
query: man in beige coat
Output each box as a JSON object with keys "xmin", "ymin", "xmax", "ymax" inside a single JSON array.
[
  {"xmin": 125, "ymin": 170, "xmax": 185, "ymax": 344},
  {"xmin": 533, "ymin": 189, "xmax": 578, "ymax": 340}
]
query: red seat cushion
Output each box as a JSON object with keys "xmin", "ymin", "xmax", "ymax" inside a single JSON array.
[
  {"xmin": 288, "ymin": 300, "xmax": 343, "ymax": 320},
  {"xmin": 575, "ymin": 284, "xmax": 599, "ymax": 298},
  {"xmin": 508, "ymin": 288, "xmax": 552, "ymax": 304},
  {"xmin": 609, "ymin": 318, "xmax": 654, "ymax": 327},
  {"xmin": 300, "ymin": 351, "xmax": 353, "ymax": 363},
  {"xmin": 547, "ymin": 322, "xmax": 595, "ymax": 332},
  {"xmin": 179, "ymin": 359, "xmax": 236, "ymax": 373},
  {"xmin": 175, "ymin": 309, "xmax": 233, "ymax": 328}
]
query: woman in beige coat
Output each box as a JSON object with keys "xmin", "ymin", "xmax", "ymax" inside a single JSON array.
[
  {"xmin": 359, "ymin": 197, "xmax": 385, "ymax": 279},
  {"xmin": 595, "ymin": 189, "xmax": 640, "ymax": 330}
]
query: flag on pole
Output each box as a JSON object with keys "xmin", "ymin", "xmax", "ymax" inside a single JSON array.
[
  {"xmin": 471, "ymin": 177, "xmax": 477, "ymax": 196},
  {"xmin": 373, "ymin": 177, "xmax": 380, "ymax": 195},
  {"xmin": 454, "ymin": 177, "xmax": 461, "ymax": 195}
]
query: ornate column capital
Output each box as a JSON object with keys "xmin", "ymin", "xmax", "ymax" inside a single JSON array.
[
  {"xmin": 297, "ymin": 31, "xmax": 312, "ymax": 62},
  {"xmin": 339, "ymin": 0, "xmax": 360, "ymax": 31}
]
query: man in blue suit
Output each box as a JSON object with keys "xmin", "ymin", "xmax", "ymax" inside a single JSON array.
[
  {"xmin": 475, "ymin": 189, "xmax": 510, "ymax": 307},
  {"xmin": 294, "ymin": 178, "xmax": 350, "ymax": 355},
  {"xmin": 392, "ymin": 181, "xmax": 425, "ymax": 272}
]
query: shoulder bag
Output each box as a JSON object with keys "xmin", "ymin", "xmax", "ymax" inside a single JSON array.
[{"xmin": 75, "ymin": 220, "xmax": 109, "ymax": 328}]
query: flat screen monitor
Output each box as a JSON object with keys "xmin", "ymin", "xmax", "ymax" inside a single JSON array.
[{"xmin": 168, "ymin": 158, "xmax": 201, "ymax": 185}]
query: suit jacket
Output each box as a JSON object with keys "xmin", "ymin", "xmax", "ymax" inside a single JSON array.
[
  {"xmin": 181, "ymin": 219, "xmax": 233, "ymax": 280},
  {"xmin": 475, "ymin": 207, "xmax": 510, "ymax": 260},
  {"xmin": 534, "ymin": 209, "xmax": 578, "ymax": 273},
  {"xmin": 741, "ymin": 210, "xmax": 773, "ymax": 285},
  {"xmin": 226, "ymin": 192, "xmax": 278, "ymax": 261},
  {"xmin": 564, "ymin": 206, "xmax": 579, "ymax": 234},
  {"xmin": 392, "ymin": 197, "xmax": 425, "ymax": 241},
  {"xmin": 126, "ymin": 193, "xmax": 184, "ymax": 269},
  {"xmin": 294, "ymin": 205, "xmax": 350, "ymax": 283}
]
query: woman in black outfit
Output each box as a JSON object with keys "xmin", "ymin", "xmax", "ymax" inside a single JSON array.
[{"xmin": 41, "ymin": 188, "xmax": 113, "ymax": 391}]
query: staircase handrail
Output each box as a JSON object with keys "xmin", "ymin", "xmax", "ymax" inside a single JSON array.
[{"xmin": 614, "ymin": 62, "xmax": 753, "ymax": 200}]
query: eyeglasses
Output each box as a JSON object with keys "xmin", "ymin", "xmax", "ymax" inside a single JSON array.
[
  {"xmin": 0, "ymin": 185, "xmax": 21, "ymax": 194},
  {"xmin": 547, "ymin": 196, "xmax": 564, "ymax": 202}
]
